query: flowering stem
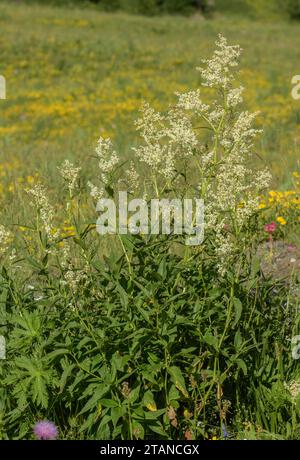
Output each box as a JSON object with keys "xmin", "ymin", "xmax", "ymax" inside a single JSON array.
[
  {"xmin": 269, "ymin": 234, "xmax": 273, "ymax": 259},
  {"xmin": 118, "ymin": 234, "xmax": 133, "ymax": 277}
]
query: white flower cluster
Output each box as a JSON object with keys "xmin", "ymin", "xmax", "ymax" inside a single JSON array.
[
  {"xmin": 0, "ymin": 224, "xmax": 11, "ymax": 257},
  {"xmin": 284, "ymin": 380, "xmax": 300, "ymax": 402},
  {"xmin": 87, "ymin": 180, "xmax": 104, "ymax": 201},
  {"xmin": 196, "ymin": 34, "xmax": 241, "ymax": 90},
  {"xmin": 88, "ymin": 137, "xmax": 120, "ymax": 200},
  {"xmin": 60, "ymin": 242, "xmax": 88, "ymax": 292},
  {"xmin": 96, "ymin": 137, "xmax": 119, "ymax": 181},
  {"xmin": 133, "ymin": 102, "xmax": 168, "ymax": 176},
  {"xmin": 186, "ymin": 35, "xmax": 271, "ymax": 273},
  {"xmin": 27, "ymin": 183, "xmax": 59, "ymax": 241},
  {"xmin": 89, "ymin": 34, "xmax": 271, "ymax": 275},
  {"xmin": 125, "ymin": 161, "xmax": 140, "ymax": 194},
  {"xmin": 176, "ymin": 89, "xmax": 209, "ymax": 114},
  {"xmin": 133, "ymin": 102, "xmax": 199, "ymax": 180},
  {"xmin": 227, "ymin": 86, "xmax": 244, "ymax": 108},
  {"xmin": 58, "ymin": 160, "xmax": 81, "ymax": 195}
]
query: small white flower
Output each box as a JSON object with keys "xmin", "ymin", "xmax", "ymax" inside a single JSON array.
[
  {"xmin": 58, "ymin": 160, "xmax": 81, "ymax": 194},
  {"xmin": 27, "ymin": 183, "xmax": 59, "ymax": 241}
]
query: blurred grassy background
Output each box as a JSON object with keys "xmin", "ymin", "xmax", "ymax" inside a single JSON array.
[{"xmin": 0, "ymin": 0, "xmax": 300, "ymax": 207}]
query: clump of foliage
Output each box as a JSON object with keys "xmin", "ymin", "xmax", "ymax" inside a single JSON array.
[
  {"xmin": 0, "ymin": 36, "xmax": 300, "ymax": 440},
  {"xmin": 286, "ymin": 0, "xmax": 300, "ymax": 19},
  {"xmin": 20, "ymin": 0, "xmax": 300, "ymax": 20},
  {"xmin": 24, "ymin": 0, "xmax": 215, "ymax": 16}
]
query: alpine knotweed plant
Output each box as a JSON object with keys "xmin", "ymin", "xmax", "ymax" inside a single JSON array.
[
  {"xmin": 58, "ymin": 160, "xmax": 81, "ymax": 199},
  {"xmin": 27, "ymin": 183, "xmax": 60, "ymax": 243},
  {"xmin": 0, "ymin": 35, "xmax": 299, "ymax": 442},
  {"xmin": 89, "ymin": 34, "xmax": 271, "ymax": 275}
]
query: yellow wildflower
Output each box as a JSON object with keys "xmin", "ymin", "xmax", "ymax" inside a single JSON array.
[{"xmin": 276, "ymin": 216, "xmax": 287, "ymax": 226}]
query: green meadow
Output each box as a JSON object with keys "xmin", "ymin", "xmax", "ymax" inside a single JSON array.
[{"xmin": 0, "ymin": 1, "xmax": 300, "ymax": 189}]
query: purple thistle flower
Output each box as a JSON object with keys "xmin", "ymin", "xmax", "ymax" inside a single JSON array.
[{"xmin": 33, "ymin": 420, "xmax": 58, "ymax": 440}]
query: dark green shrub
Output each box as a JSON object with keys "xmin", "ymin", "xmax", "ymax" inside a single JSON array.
[
  {"xmin": 23, "ymin": 0, "xmax": 215, "ymax": 16},
  {"xmin": 160, "ymin": 0, "xmax": 196, "ymax": 15},
  {"xmin": 90, "ymin": 0, "xmax": 120, "ymax": 11},
  {"xmin": 93, "ymin": 0, "xmax": 215, "ymax": 16},
  {"xmin": 286, "ymin": 0, "xmax": 300, "ymax": 19},
  {"xmin": 118, "ymin": 0, "xmax": 160, "ymax": 15}
]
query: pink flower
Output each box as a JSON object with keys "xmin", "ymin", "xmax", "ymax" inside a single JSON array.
[
  {"xmin": 33, "ymin": 420, "xmax": 58, "ymax": 440},
  {"xmin": 264, "ymin": 222, "xmax": 277, "ymax": 234}
]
